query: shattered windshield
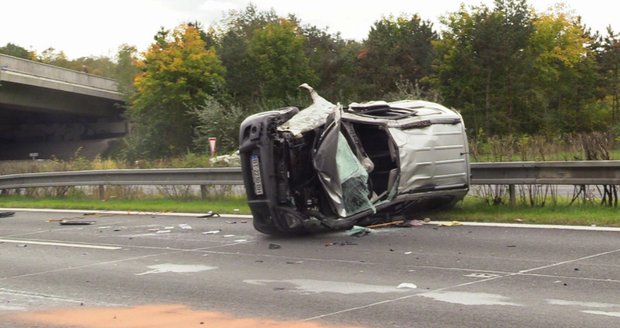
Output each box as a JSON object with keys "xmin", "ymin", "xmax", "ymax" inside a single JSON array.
[
  {"xmin": 335, "ymin": 132, "xmax": 375, "ymax": 216},
  {"xmin": 311, "ymin": 108, "xmax": 375, "ymax": 218}
]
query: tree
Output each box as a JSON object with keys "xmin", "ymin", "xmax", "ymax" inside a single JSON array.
[
  {"xmin": 215, "ymin": 5, "xmax": 279, "ymax": 103},
  {"xmin": 72, "ymin": 56, "xmax": 116, "ymax": 76},
  {"xmin": 298, "ymin": 25, "xmax": 364, "ymax": 101},
  {"xmin": 435, "ymin": 0, "xmax": 535, "ymax": 135},
  {"xmin": 359, "ymin": 14, "xmax": 438, "ymax": 98},
  {"xmin": 248, "ymin": 19, "xmax": 318, "ymax": 100},
  {"xmin": 527, "ymin": 6, "xmax": 600, "ymax": 132},
  {"xmin": 598, "ymin": 27, "xmax": 620, "ymax": 126},
  {"xmin": 124, "ymin": 23, "xmax": 226, "ymax": 160},
  {"xmin": 37, "ymin": 47, "xmax": 72, "ymax": 68},
  {"xmin": 113, "ymin": 44, "xmax": 139, "ymax": 97},
  {"xmin": 0, "ymin": 43, "xmax": 33, "ymax": 59}
]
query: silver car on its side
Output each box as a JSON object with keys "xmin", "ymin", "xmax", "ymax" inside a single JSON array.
[{"xmin": 239, "ymin": 84, "xmax": 470, "ymax": 235}]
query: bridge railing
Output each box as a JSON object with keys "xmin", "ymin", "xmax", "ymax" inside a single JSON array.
[
  {"xmin": 1, "ymin": 161, "xmax": 619, "ymax": 201},
  {"xmin": 0, "ymin": 53, "xmax": 120, "ymax": 93}
]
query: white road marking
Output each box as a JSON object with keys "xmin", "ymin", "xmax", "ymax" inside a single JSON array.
[
  {"xmin": 245, "ymin": 279, "xmax": 416, "ymax": 295},
  {"xmin": 419, "ymin": 291, "xmax": 522, "ymax": 306},
  {"xmin": 5, "ymin": 207, "xmax": 620, "ymax": 230},
  {"xmin": 0, "ymin": 239, "xmax": 121, "ymax": 250},
  {"xmin": 440, "ymin": 221, "xmax": 620, "ymax": 232},
  {"xmin": 582, "ymin": 310, "xmax": 620, "ymax": 318},
  {"xmin": 547, "ymin": 299, "xmax": 620, "ymax": 308},
  {"xmin": 518, "ymin": 248, "xmax": 620, "ymax": 274},
  {"xmin": 0, "ymin": 305, "xmax": 25, "ymax": 311},
  {"xmin": 135, "ymin": 263, "xmax": 217, "ymax": 276},
  {"xmin": 465, "ymin": 273, "xmax": 502, "ymax": 279},
  {"xmin": 303, "ymin": 248, "xmax": 620, "ymax": 321},
  {"xmin": 0, "ymin": 207, "xmax": 253, "ymax": 219}
]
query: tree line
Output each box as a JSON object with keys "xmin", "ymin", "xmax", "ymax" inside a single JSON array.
[{"xmin": 2, "ymin": 0, "xmax": 619, "ymax": 160}]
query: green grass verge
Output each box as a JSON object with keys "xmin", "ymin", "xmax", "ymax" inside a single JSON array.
[
  {"xmin": 1, "ymin": 196, "xmax": 619, "ymax": 227},
  {"xmin": 0, "ymin": 196, "xmax": 251, "ymax": 215}
]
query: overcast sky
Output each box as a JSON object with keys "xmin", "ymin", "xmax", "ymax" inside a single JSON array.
[{"xmin": 1, "ymin": 0, "xmax": 618, "ymax": 59}]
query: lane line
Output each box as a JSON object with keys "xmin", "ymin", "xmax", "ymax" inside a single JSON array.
[
  {"xmin": 0, "ymin": 239, "xmax": 122, "ymax": 250},
  {"xmin": 303, "ymin": 248, "xmax": 620, "ymax": 321},
  {"xmin": 0, "ymin": 207, "xmax": 253, "ymax": 219},
  {"xmin": 448, "ymin": 221, "xmax": 620, "ymax": 232},
  {"xmin": 518, "ymin": 248, "xmax": 620, "ymax": 274},
  {"xmin": 0, "ymin": 241, "xmax": 251, "ymax": 282},
  {"xmin": 5, "ymin": 207, "xmax": 620, "ymax": 231}
]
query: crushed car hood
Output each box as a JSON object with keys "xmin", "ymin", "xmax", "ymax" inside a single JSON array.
[{"xmin": 277, "ymin": 84, "xmax": 338, "ymax": 137}]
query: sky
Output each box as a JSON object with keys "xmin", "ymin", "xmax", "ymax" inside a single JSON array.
[{"xmin": 1, "ymin": 0, "xmax": 619, "ymax": 60}]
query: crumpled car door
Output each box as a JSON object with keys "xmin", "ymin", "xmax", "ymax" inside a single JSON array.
[{"xmin": 313, "ymin": 108, "xmax": 374, "ymax": 217}]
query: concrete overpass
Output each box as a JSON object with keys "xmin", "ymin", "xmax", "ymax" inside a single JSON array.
[{"xmin": 0, "ymin": 54, "xmax": 126, "ymax": 160}]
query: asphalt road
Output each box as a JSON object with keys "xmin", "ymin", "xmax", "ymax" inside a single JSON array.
[{"xmin": 0, "ymin": 209, "xmax": 619, "ymax": 328}]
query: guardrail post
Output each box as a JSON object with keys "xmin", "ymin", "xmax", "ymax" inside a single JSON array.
[
  {"xmin": 508, "ymin": 184, "xmax": 516, "ymax": 206},
  {"xmin": 98, "ymin": 185, "xmax": 105, "ymax": 200},
  {"xmin": 200, "ymin": 185, "xmax": 207, "ymax": 200}
]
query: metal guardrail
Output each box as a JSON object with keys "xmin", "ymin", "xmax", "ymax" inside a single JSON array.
[
  {"xmin": 1, "ymin": 161, "xmax": 620, "ymax": 191},
  {"xmin": 0, "ymin": 168, "xmax": 243, "ymax": 189},
  {"xmin": 470, "ymin": 161, "xmax": 620, "ymax": 185}
]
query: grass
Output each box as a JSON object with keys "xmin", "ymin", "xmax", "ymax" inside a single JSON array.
[
  {"xmin": 1, "ymin": 195, "xmax": 619, "ymax": 227},
  {"xmin": 0, "ymin": 196, "xmax": 251, "ymax": 215}
]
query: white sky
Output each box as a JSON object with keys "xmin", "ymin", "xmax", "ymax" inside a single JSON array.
[{"xmin": 1, "ymin": 0, "xmax": 618, "ymax": 60}]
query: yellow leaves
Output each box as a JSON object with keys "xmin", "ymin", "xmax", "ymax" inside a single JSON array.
[
  {"xmin": 531, "ymin": 9, "xmax": 589, "ymax": 69},
  {"xmin": 132, "ymin": 22, "xmax": 225, "ymax": 101}
]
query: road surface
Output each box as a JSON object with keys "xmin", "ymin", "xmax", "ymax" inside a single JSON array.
[{"xmin": 0, "ymin": 209, "xmax": 619, "ymax": 327}]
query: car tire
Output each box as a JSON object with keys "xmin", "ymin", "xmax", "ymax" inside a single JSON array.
[{"xmin": 252, "ymin": 220, "xmax": 283, "ymax": 235}]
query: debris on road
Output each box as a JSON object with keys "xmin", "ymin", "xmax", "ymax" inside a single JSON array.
[
  {"xmin": 178, "ymin": 224, "xmax": 192, "ymax": 230},
  {"xmin": 325, "ymin": 241, "xmax": 358, "ymax": 247},
  {"xmin": 347, "ymin": 225, "xmax": 374, "ymax": 237},
  {"xmin": 197, "ymin": 211, "xmax": 220, "ymax": 218},
  {"xmin": 397, "ymin": 220, "xmax": 425, "ymax": 227},
  {"xmin": 438, "ymin": 221, "xmax": 463, "ymax": 227},
  {"xmin": 397, "ymin": 283, "xmax": 418, "ymax": 289},
  {"xmin": 0, "ymin": 211, "xmax": 15, "ymax": 218},
  {"xmin": 268, "ymin": 243, "xmax": 282, "ymax": 249},
  {"xmin": 366, "ymin": 220, "xmax": 404, "ymax": 229},
  {"xmin": 59, "ymin": 220, "xmax": 96, "ymax": 225}
]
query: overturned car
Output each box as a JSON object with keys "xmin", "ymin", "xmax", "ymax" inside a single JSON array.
[{"xmin": 239, "ymin": 84, "xmax": 470, "ymax": 235}]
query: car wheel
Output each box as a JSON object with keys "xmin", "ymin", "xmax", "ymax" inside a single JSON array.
[{"xmin": 252, "ymin": 220, "xmax": 284, "ymax": 235}]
